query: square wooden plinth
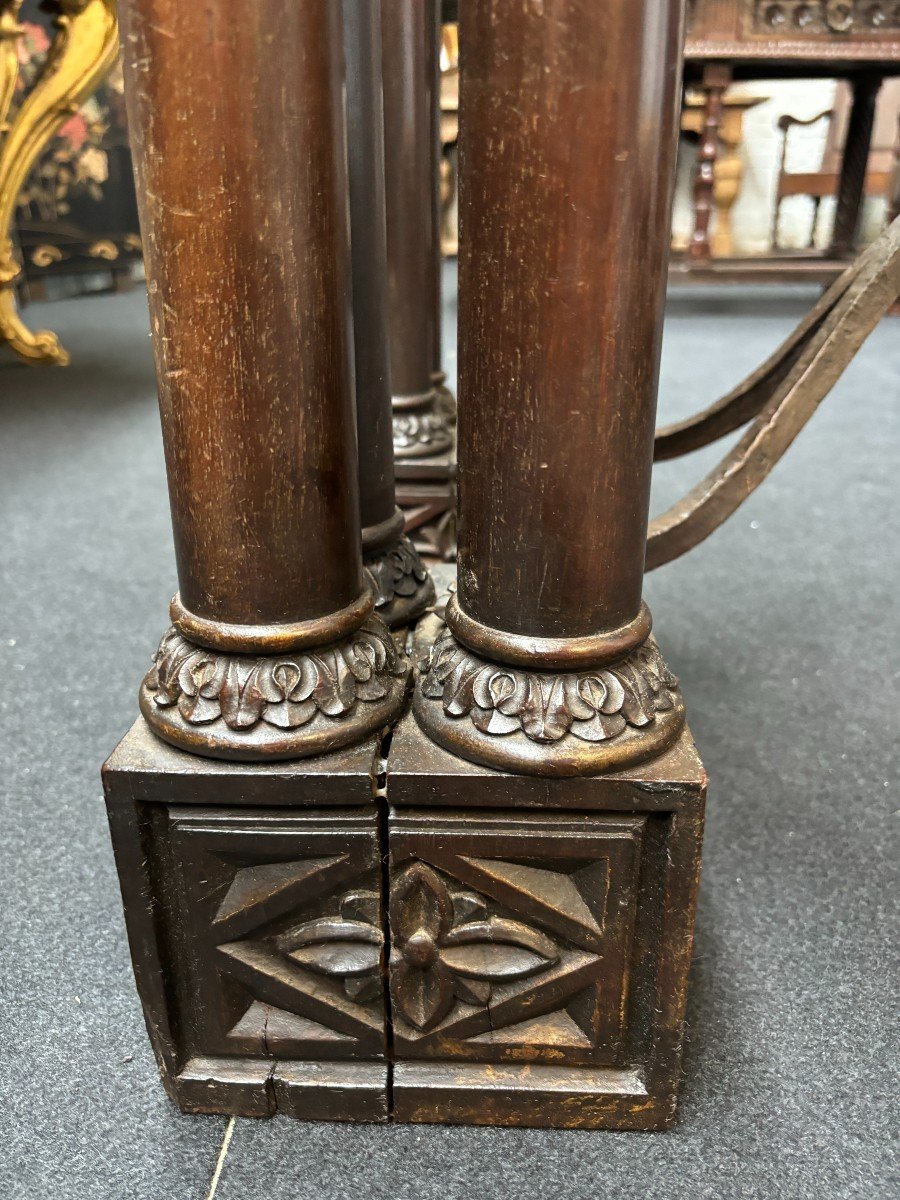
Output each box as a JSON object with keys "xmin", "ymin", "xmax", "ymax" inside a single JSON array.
[
  {"xmin": 104, "ymin": 715, "xmax": 706, "ymax": 1129},
  {"xmin": 102, "ymin": 720, "xmax": 390, "ymax": 1122},
  {"xmin": 386, "ymin": 713, "xmax": 707, "ymax": 1130}
]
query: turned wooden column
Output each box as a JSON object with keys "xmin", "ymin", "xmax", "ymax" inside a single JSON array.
[
  {"xmin": 689, "ymin": 63, "xmax": 731, "ymax": 262},
  {"xmin": 425, "ymin": 0, "xmax": 448, "ymax": 394},
  {"xmin": 831, "ymin": 73, "xmax": 882, "ymax": 258},
  {"xmin": 343, "ymin": 0, "xmax": 434, "ymax": 627},
  {"xmin": 120, "ymin": 0, "xmax": 408, "ymax": 761},
  {"xmin": 381, "ymin": 0, "xmax": 453, "ymax": 460},
  {"xmin": 414, "ymin": 0, "xmax": 687, "ymax": 776}
]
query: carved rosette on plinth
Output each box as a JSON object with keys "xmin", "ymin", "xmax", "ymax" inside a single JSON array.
[{"xmin": 414, "ymin": 600, "xmax": 684, "ymax": 777}]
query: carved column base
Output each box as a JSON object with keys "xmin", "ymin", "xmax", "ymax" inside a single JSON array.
[
  {"xmin": 140, "ymin": 615, "xmax": 410, "ymax": 763},
  {"xmin": 430, "ymin": 369, "xmax": 457, "ymax": 417},
  {"xmin": 363, "ymin": 509, "xmax": 436, "ymax": 629},
  {"xmin": 413, "ymin": 614, "xmax": 685, "ymax": 777},
  {"xmin": 393, "ymin": 387, "xmax": 455, "ymax": 459}
]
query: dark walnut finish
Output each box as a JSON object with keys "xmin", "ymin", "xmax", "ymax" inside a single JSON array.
[
  {"xmin": 387, "ymin": 698, "xmax": 706, "ymax": 1130},
  {"xmin": 104, "ymin": 703, "xmax": 706, "ymax": 1131},
  {"xmin": 414, "ymin": 0, "xmax": 688, "ymax": 776},
  {"xmin": 342, "ymin": 0, "xmax": 435, "ymax": 628},
  {"xmin": 119, "ymin": 0, "xmax": 408, "ymax": 760},
  {"xmin": 103, "ymin": 723, "xmax": 390, "ymax": 1121},
  {"xmin": 105, "ymin": 0, "xmax": 710, "ymax": 1132},
  {"xmin": 382, "ymin": 0, "xmax": 456, "ymax": 561}
]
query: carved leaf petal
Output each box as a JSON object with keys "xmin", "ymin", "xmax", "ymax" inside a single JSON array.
[
  {"xmin": 597, "ymin": 670, "xmax": 626, "ymax": 715},
  {"xmin": 344, "ymin": 975, "xmax": 382, "ymax": 1003},
  {"xmin": 391, "ymin": 959, "xmax": 454, "ymax": 1031},
  {"xmin": 393, "ymin": 862, "xmax": 453, "ymax": 942},
  {"xmin": 516, "ymin": 676, "xmax": 572, "ymax": 743},
  {"xmin": 270, "ymin": 659, "xmax": 317, "ymax": 703},
  {"xmin": 343, "ymin": 636, "xmax": 378, "ymax": 683},
  {"xmin": 178, "ymin": 653, "xmax": 225, "ymax": 699},
  {"xmin": 565, "ymin": 674, "xmax": 598, "ymax": 721},
  {"xmin": 341, "ymin": 890, "xmax": 381, "ymax": 923},
  {"xmin": 154, "ymin": 634, "xmax": 199, "ymax": 703},
  {"xmin": 470, "ymin": 705, "xmax": 521, "ymax": 735},
  {"xmin": 278, "ymin": 918, "xmax": 382, "ymax": 978},
  {"xmin": 569, "ymin": 710, "xmax": 626, "ymax": 743},
  {"xmin": 614, "ymin": 665, "xmax": 655, "ymax": 726},
  {"xmin": 259, "ymin": 698, "xmax": 318, "ymax": 729},
  {"xmin": 473, "ymin": 668, "xmax": 517, "ymax": 712},
  {"xmin": 309, "ymin": 650, "xmax": 357, "ymax": 716},
  {"xmin": 288, "ymin": 941, "xmax": 382, "ymax": 977},
  {"xmin": 441, "ymin": 658, "xmax": 483, "ymax": 717},
  {"xmin": 443, "ymin": 917, "xmax": 558, "ymax": 966},
  {"xmin": 439, "ymin": 914, "xmax": 559, "ymax": 982},
  {"xmin": 451, "ymin": 891, "xmax": 488, "ymax": 922},
  {"xmin": 352, "ymin": 672, "xmax": 390, "ymax": 703},
  {"xmin": 219, "ymin": 661, "xmax": 268, "ymax": 729},
  {"xmin": 176, "ymin": 692, "xmax": 222, "ymax": 725}
]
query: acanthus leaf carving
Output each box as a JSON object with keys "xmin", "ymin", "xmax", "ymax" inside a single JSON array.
[
  {"xmin": 146, "ymin": 617, "xmax": 407, "ymax": 733},
  {"xmin": 419, "ymin": 626, "xmax": 680, "ymax": 747},
  {"xmin": 366, "ymin": 535, "xmax": 431, "ymax": 608}
]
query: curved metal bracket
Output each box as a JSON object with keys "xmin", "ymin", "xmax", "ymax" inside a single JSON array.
[{"xmin": 648, "ymin": 218, "xmax": 900, "ymax": 571}]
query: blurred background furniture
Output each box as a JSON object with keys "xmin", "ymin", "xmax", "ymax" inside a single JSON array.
[
  {"xmin": 680, "ymin": 88, "xmax": 768, "ymax": 256},
  {"xmin": 676, "ymin": 0, "xmax": 900, "ymax": 283},
  {"xmin": 0, "ymin": 0, "xmax": 121, "ymax": 365},
  {"xmin": 772, "ymin": 78, "xmax": 900, "ymax": 247}
]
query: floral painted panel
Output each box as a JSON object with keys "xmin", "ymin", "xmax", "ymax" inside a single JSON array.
[{"xmin": 12, "ymin": 1, "xmax": 141, "ymax": 281}]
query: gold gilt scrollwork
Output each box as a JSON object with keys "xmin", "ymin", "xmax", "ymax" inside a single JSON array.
[{"xmin": 0, "ymin": 0, "xmax": 118, "ymax": 365}]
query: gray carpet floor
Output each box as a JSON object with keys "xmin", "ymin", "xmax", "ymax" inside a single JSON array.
[{"xmin": 1, "ymin": 271, "xmax": 897, "ymax": 1199}]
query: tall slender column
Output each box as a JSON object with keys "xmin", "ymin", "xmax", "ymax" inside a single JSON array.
[
  {"xmin": 425, "ymin": 0, "xmax": 450, "ymax": 398},
  {"xmin": 121, "ymin": 0, "xmax": 408, "ymax": 761},
  {"xmin": 381, "ymin": 0, "xmax": 453, "ymax": 461},
  {"xmin": 343, "ymin": 0, "xmax": 434, "ymax": 627},
  {"xmin": 415, "ymin": 0, "xmax": 687, "ymax": 776}
]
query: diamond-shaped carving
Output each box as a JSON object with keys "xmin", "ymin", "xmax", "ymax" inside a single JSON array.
[
  {"xmin": 169, "ymin": 809, "xmax": 387, "ymax": 1061},
  {"xmin": 388, "ymin": 812, "xmax": 645, "ymax": 1066}
]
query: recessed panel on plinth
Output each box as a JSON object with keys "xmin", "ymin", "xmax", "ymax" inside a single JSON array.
[
  {"xmin": 386, "ymin": 712, "xmax": 707, "ymax": 1130},
  {"xmin": 103, "ymin": 720, "xmax": 389, "ymax": 1122}
]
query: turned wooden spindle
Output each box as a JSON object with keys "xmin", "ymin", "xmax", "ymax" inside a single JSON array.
[
  {"xmin": 343, "ymin": 0, "xmax": 434, "ymax": 627},
  {"xmin": 689, "ymin": 63, "xmax": 731, "ymax": 263},
  {"xmin": 381, "ymin": 0, "xmax": 453, "ymax": 460},
  {"xmin": 415, "ymin": 0, "xmax": 687, "ymax": 776},
  {"xmin": 120, "ymin": 0, "xmax": 408, "ymax": 761}
]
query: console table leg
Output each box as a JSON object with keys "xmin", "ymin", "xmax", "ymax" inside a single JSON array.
[
  {"xmin": 343, "ymin": 0, "xmax": 435, "ymax": 628},
  {"xmin": 831, "ymin": 73, "xmax": 882, "ymax": 258},
  {"xmin": 118, "ymin": 0, "xmax": 408, "ymax": 761}
]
